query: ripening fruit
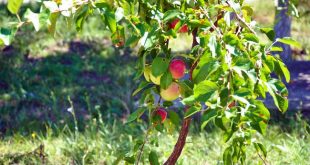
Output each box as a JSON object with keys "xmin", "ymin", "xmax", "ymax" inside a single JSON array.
[
  {"xmin": 228, "ymin": 101, "xmax": 236, "ymax": 108},
  {"xmin": 144, "ymin": 66, "xmax": 162, "ymax": 85},
  {"xmin": 154, "ymin": 107, "xmax": 167, "ymax": 123},
  {"xmin": 160, "ymin": 82, "xmax": 180, "ymax": 101},
  {"xmin": 170, "ymin": 19, "xmax": 188, "ymax": 33},
  {"xmin": 115, "ymin": 41, "xmax": 124, "ymax": 48},
  {"xmin": 169, "ymin": 59, "xmax": 186, "ymax": 79}
]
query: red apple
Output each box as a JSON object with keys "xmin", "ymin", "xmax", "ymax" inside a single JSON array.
[
  {"xmin": 160, "ymin": 82, "xmax": 180, "ymax": 101},
  {"xmin": 169, "ymin": 59, "xmax": 186, "ymax": 79},
  {"xmin": 179, "ymin": 24, "xmax": 188, "ymax": 33},
  {"xmin": 154, "ymin": 107, "xmax": 167, "ymax": 123},
  {"xmin": 169, "ymin": 19, "xmax": 188, "ymax": 33}
]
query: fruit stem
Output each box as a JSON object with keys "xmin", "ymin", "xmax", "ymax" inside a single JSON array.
[{"xmin": 164, "ymin": 28, "xmax": 198, "ymax": 165}]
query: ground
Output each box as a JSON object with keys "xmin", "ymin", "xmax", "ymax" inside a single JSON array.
[{"xmin": 0, "ymin": 1, "xmax": 309, "ymax": 164}]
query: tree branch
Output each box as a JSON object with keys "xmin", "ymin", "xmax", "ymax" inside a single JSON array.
[
  {"xmin": 164, "ymin": 28, "xmax": 199, "ymax": 165},
  {"xmin": 226, "ymin": 1, "xmax": 257, "ymax": 35}
]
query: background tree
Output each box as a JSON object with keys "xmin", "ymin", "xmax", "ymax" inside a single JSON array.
[{"xmin": 274, "ymin": 0, "xmax": 292, "ymax": 63}]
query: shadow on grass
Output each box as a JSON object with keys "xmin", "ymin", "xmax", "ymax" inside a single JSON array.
[{"xmin": 0, "ymin": 39, "xmax": 138, "ymax": 135}]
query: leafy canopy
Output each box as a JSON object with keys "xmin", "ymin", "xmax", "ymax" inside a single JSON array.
[{"xmin": 1, "ymin": 0, "xmax": 299, "ymax": 164}]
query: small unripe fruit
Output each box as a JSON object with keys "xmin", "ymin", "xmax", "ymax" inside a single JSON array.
[
  {"xmin": 154, "ymin": 107, "xmax": 167, "ymax": 123},
  {"xmin": 160, "ymin": 82, "xmax": 180, "ymax": 101},
  {"xmin": 169, "ymin": 59, "xmax": 186, "ymax": 79}
]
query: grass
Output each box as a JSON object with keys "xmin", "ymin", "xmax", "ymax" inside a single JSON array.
[{"xmin": 0, "ymin": 118, "xmax": 309, "ymax": 164}]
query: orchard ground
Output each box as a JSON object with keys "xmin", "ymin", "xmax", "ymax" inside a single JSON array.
[{"xmin": 0, "ymin": 1, "xmax": 310, "ymax": 164}]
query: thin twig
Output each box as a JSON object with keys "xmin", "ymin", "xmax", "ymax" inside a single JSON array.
[
  {"xmin": 16, "ymin": 14, "xmax": 22, "ymax": 23},
  {"xmin": 257, "ymin": 152, "xmax": 269, "ymax": 165},
  {"xmin": 226, "ymin": 1, "xmax": 257, "ymax": 35},
  {"xmin": 203, "ymin": 10, "xmax": 223, "ymax": 38},
  {"xmin": 136, "ymin": 126, "xmax": 152, "ymax": 165}
]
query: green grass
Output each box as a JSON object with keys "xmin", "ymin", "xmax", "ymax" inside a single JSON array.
[{"xmin": 0, "ymin": 118, "xmax": 309, "ymax": 165}]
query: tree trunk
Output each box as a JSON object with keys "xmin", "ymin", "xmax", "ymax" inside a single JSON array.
[
  {"xmin": 274, "ymin": 0, "xmax": 292, "ymax": 63},
  {"xmin": 164, "ymin": 29, "xmax": 198, "ymax": 165}
]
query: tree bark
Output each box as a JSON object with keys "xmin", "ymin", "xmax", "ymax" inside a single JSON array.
[
  {"xmin": 164, "ymin": 116, "xmax": 191, "ymax": 165},
  {"xmin": 274, "ymin": 0, "xmax": 292, "ymax": 63}
]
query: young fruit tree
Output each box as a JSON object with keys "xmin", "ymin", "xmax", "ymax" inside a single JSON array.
[{"xmin": 1, "ymin": 0, "xmax": 301, "ymax": 164}]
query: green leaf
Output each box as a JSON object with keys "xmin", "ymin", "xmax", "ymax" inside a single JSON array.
[
  {"xmin": 223, "ymin": 147, "xmax": 233, "ymax": 165},
  {"xmin": 241, "ymin": 5, "xmax": 253, "ymax": 16},
  {"xmin": 270, "ymin": 46, "xmax": 283, "ymax": 52},
  {"xmin": 75, "ymin": 6, "xmax": 89, "ymax": 31},
  {"xmin": 126, "ymin": 108, "xmax": 146, "ymax": 123},
  {"xmin": 163, "ymin": 10, "xmax": 181, "ymax": 22},
  {"xmin": 48, "ymin": 13, "xmax": 59, "ymax": 36},
  {"xmin": 219, "ymin": 88, "xmax": 229, "ymax": 107},
  {"xmin": 274, "ymin": 59, "xmax": 290, "ymax": 83},
  {"xmin": 125, "ymin": 35, "xmax": 140, "ymax": 47},
  {"xmin": 208, "ymin": 35, "xmax": 219, "ymax": 57},
  {"xmin": 247, "ymin": 100, "xmax": 270, "ymax": 134},
  {"xmin": 160, "ymin": 72, "xmax": 173, "ymax": 89},
  {"xmin": 288, "ymin": 2, "xmax": 299, "ymax": 17},
  {"xmin": 192, "ymin": 58, "xmax": 220, "ymax": 83},
  {"xmin": 231, "ymin": 95, "xmax": 249, "ymax": 105},
  {"xmin": 197, "ymin": 0, "xmax": 206, "ymax": 6},
  {"xmin": 163, "ymin": 101, "xmax": 173, "ymax": 107},
  {"xmin": 168, "ymin": 111, "xmax": 180, "ymax": 126},
  {"xmin": 264, "ymin": 55, "xmax": 275, "ymax": 72},
  {"xmin": 255, "ymin": 82, "xmax": 266, "ymax": 99},
  {"xmin": 277, "ymin": 37, "xmax": 301, "ymax": 48},
  {"xmin": 111, "ymin": 25, "xmax": 125, "ymax": 46},
  {"xmin": 254, "ymin": 143, "xmax": 267, "ymax": 158},
  {"xmin": 201, "ymin": 109, "xmax": 217, "ymax": 129},
  {"xmin": 266, "ymin": 81, "xmax": 288, "ymax": 113},
  {"xmin": 181, "ymin": 95, "xmax": 196, "ymax": 105},
  {"xmin": 223, "ymin": 33, "xmax": 239, "ymax": 46},
  {"xmin": 151, "ymin": 57, "xmax": 169, "ymax": 77},
  {"xmin": 178, "ymin": 80, "xmax": 193, "ymax": 98},
  {"xmin": 149, "ymin": 151, "xmax": 159, "ymax": 165},
  {"xmin": 260, "ymin": 28, "xmax": 275, "ymax": 41},
  {"xmin": 184, "ymin": 106, "xmax": 201, "ymax": 118},
  {"xmin": 215, "ymin": 116, "xmax": 230, "ymax": 131},
  {"xmin": 234, "ymin": 88, "xmax": 252, "ymax": 97},
  {"xmin": 104, "ymin": 9, "xmax": 117, "ymax": 33},
  {"xmin": 124, "ymin": 156, "xmax": 135, "ymax": 164},
  {"xmin": 115, "ymin": 7, "xmax": 124, "ymax": 22},
  {"xmin": 194, "ymin": 80, "xmax": 218, "ymax": 102},
  {"xmin": 132, "ymin": 81, "xmax": 151, "ymax": 96},
  {"xmin": 7, "ymin": 0, "xmax": 23, "ymax": 14},
  {"xmin": 24, "ymin": 9, "xmax": 40, "ymax": 31},
  {"xmin": 243, "ymin": 33, "xmax": 259, "ymax": 43}
]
